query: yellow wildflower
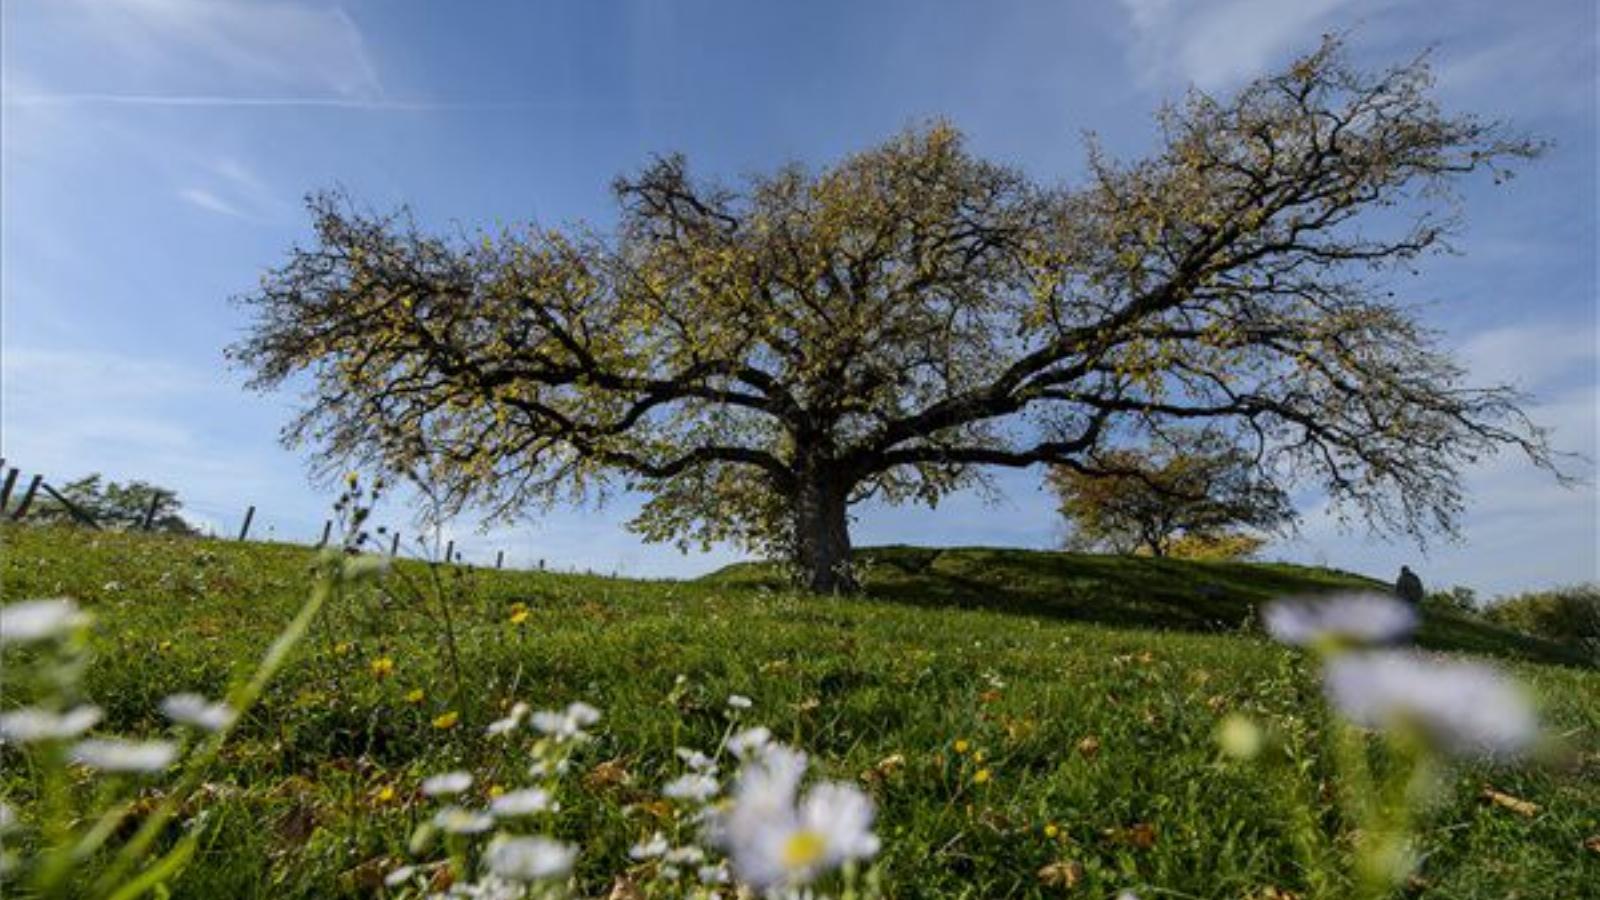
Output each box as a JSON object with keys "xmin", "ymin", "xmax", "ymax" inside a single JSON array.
[
  {"xmin": 334, "ymin": 641, "xmax": 353, "ymax": 656},
  {"xmin": 953, "ymin": 739, "xmax": 970, "ymax": 755},
  {"xmin": 370, "ymin": 656, "xmax": 395, "ymax": 679},
  {"xmin": 404, "ymin": 688, "xmax": 426, "ymax": 705},
  {"xmin": 974, "ymin": 768, "xmax": 992, "ymax": 785},
  {"xmin": 508, "ymin": 603, "xmax": 530, "ymax": 626},
  {"xmin": 487, "ymin": 784, "xmax": 505, "ymax": 799},
  {"xmin": 372, "ymin": 784, "xmax": 396, "ymax": 804},
  {"xmin": 432, "ymin": 711, "xmax": 459, "ymax": 730},
  {"xmin": 1044, "ymin": 822, "xmax": 1060, "ymax": 839},
  {"xmin": 973, "ymin": 750, "xmax": 987, "ymax": 764}
]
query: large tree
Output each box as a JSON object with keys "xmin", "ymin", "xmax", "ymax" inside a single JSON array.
[
  {"xmin": 233, "ymin": 40, "xmax": 1555, "ymax": 593},
  {"xmin": 1047, "ymin": 433, "xmax": 1295, "ymax": 557}
]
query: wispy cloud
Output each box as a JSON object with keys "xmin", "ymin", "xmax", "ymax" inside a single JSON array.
[
  {"xmin": 177, "ymin": 186, "xmax": 248, "ymax": 219},
  {"xmin": 1117, "ymin": 0, "xmax": 1363, "ymax": 90},
  {"xmin": 54, "ymin": 0, "xmax": 382, "ymax": 100}
]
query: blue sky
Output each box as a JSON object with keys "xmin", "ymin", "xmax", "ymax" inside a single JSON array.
[{"xmin": 2, "ymin": 0, "xmax": 1594, "ymax": 596}]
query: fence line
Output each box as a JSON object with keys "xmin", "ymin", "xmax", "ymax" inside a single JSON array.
[{"xmin": 0, "ymin": 462, "xmax": 530, "ymax": 572}]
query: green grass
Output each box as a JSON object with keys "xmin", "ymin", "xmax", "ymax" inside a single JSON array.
[{"xmin": 3, "ymin": 524, "xmax": 1597, "ymax": 898}]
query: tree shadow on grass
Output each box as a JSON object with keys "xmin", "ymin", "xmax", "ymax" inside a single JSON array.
[{"xmin": 707, "ymin": 545, "xmax": 1591, "ymax": 669}]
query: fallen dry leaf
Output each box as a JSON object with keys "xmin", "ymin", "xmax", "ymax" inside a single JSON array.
[
  {"xmin": 1076, "ymin": 735, "xmax": 1101, "ymax": 759},
  {"xmin": 584, "ymin": 758, "xmax": 633, "ymax": 791},
  {"xmin": 606, "ymin": 875, "xmax": 646, "ymax": 900},
  {"xmin": 1583, "ymin": 834, "xmax": 1600, "ymax": 855},
  {"xmin": 1037, "ymin": 859, "xmax": 1084, "ymax": 889},
  {"xmin": 1480, "ymin": 786, "xmax": 1540, "ymax": 818}
]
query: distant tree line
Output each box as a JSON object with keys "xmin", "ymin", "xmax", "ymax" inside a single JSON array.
[{"xmin": 4, "ymin": 474, "xmax": 197, "ymax": 535}]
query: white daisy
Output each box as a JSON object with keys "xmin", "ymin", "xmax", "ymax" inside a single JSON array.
[
  {"xmin": 727, "ymin": 726, "xmax": 772, "ymax": 757},
  {"xmin": 530, "ymin": 701, "xmax": 601, "ymax": 740},
  {"xmin": 727, "ymin": 694, "xmax": 753, "ymax": 710},
  {"xmin": 0, "ymin": 705, "xmax": 102, "ymax": 743},
  {"xmin": 676, "ymin": 747, "xmax": 718, "ymax": 772},
  {"xmin": 0, "ymin": 599, "xmax": 88, "ymax": 645},
  {"xmin": 432, "ymin": 806, "xmax": 495, "ymax": 834},
  {"xmin": 629, "ymin": 832, "xmax": 669, "ymax": 860},
  {"xmin": 160, "ymin": 693, "xmax": 236, "ymax": 732},
  {"xmin": 662, "ymin": 773, "xmax": 719, "ymax": 802},
  {"xmin": 422, "ymin": 771, "xmax": 473, "ymax": 796},
  {"xmin": 490, "ymin": 787, "xmax": 552, "ymax": 817},
  {"xmin": 69, "ymin": 738, "xmax": 177, "ymax": 773},
  {"xmin": 483, "ymin": 835, "xmax": 576, "ymax": 882},
  {"xmin": 1264, "ymin": 593, "xmax": 1417, "ymax": 648},
  {"xmin": 1322, "ymin": 650, "xmax": 1538, "ymax": 759},
  {"xmin": 383, "ymin": 865, "xmax": 417, "ymax": 887},
  {"xmin": 714, "ymin": 743, "xmax": 879, "ymax": 888},
  {"xmin": 485, "ymin": 702, "xmax": 530, "ymax": 737}
]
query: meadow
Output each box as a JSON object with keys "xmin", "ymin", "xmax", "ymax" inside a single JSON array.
[{"xmin": 2, "ymin": 524, "xmax": 1597, "ymax": 898}]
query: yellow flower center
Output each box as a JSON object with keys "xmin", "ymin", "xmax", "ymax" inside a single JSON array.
[{"xmin": 780, "ymin": 830, "xmax": 827, "ymax": 870}]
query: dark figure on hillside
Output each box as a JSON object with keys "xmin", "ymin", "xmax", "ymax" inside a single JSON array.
[{"xmin": 1396, "ymin": 566, "xmax": 1425, "ymax": 606}]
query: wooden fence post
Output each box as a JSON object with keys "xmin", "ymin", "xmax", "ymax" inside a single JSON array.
[
  {"xmin": 444, "ymin": 540, "xmax": 454, "ymax": 565},
  {"xmin": 11, "ymin": 475, "xmax": 43, "ymax": 520},
  {"xmin": 390, "ymin": 531, "xmax": 401, "ymax": 556},
  {"xmin": 495, "ymin": 550, "xmax": 504, "ymax": 569},
  {"xmin": 0, "ymin": 468, "xmax": 18, "ymax": 509},
  {"xmin": 237, "ymin": 505, "xmax": 255, "ymax": 541},
  {"xmin": 317, "ymin": 520, "xmax": 333, "ymax": 548},
  {"xmin": 40, "ymin": 482, "xmax": 101, "ymax": 530}
]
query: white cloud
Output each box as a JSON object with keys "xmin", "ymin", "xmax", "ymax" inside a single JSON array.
[
  {"xmin": 1117, "ymin": 0, "xmax": 1362, "ymax": 90},
  {"xmin": 1458, "ymin": 320, "xmax": 1598, "ymax": 390}
]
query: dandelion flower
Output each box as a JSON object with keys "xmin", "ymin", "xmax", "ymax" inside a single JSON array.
[
  {"xmin": 160, "ymin": 693, "xmax": 236, "ymax": 732},
  {"xmin": 421, "ymin": 771, "xmax": 473, "ymax": 796},
  {"xmin": 1322, "ymin": 650, "xmax": 1538, "ymax": 759},
  {"xmin": 483, "ymin": 835, "xmax": 576, "ymax": 882},
  {"xmin": 369, "ymin": 656, "xmax": 395, "ymax": 680},
  {"xmin": 953, "ymin": 739, "xmax": 970, "ymax": 755},
  {"xmin": 372, "ymin": 785, "xmax": 396, "ymax": 804},
  {"xmin": 973, "ymin": 768, "xmax": 992, "ymax": 784},
  {"xmin": 431, "ymin": 806, "xmax": 494, "ymax": 834},
  {"xmin": 70, "ymin": 738, "xmax": 177, "ymax": 772},
  {"xmin": 0, "ymin": 599, "xmax": 88, "ymax": 645},
  {"xmin": 404, "ymin": 688, "xmax": 426, "ymax": 705},
  {"xmin": 1264, "ymin": 593, "xmax": 1416, "ymax": 648},
  {"xmin": 727, "ymin": 694, "xmax": 754, "ymax": 710},
  {"xmin": 663, "ymin": 773, "xmax": 720, "ymax": 802},
  {"xmin": 973, "ymin": 750, "xmax": 987, "ymax": 764},
  {"xmin": 1044, "ymin": 823, "xmax": 1060, "ymax": 839},
  {"xmin": 431, "ymin": 711, "xmax": 460, "ymax": 730},
  {"xmin": 490, "ymin": 787, "xmax": 552, "ymax": 817},
  {"xmin": 0, "ymin": 705, "xmax": 102, "ymax": 743},
  {"xmin": 508, "ymin": 604, "xmax": 531, "ymax": 625}
]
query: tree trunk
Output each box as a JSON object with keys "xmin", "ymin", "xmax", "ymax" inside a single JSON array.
[{"xmin": 793, "ymin": 474, "xmax": 856, "ymax": 594}]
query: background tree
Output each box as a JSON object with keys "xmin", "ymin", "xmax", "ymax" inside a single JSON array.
[
  {"xmin": 1047, "ymin": 433, "xmax": 1294, "ymax": 557},
  {"xmin": 23, "ymin": 474, "xmax": 196, "ymax": 534},
  {"xmin": 233, "ymin": 39, "xmax": 1556, "ymax": 593}
]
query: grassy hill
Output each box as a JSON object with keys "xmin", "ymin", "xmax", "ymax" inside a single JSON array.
[{"xmin": 2, "ymin": 525, "xmax": 1597, "ymax": 898}]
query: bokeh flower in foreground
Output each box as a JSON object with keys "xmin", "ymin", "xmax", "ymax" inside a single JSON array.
[
  {"xmin": 1322, "ymin": 650, "xmax": 1538, "ymax": 759},
  {"xmin": 715, "ymin": 743, "xmax": 880, "ymax": 889},
  {"xmin": 484, "ymin": 834, "xmax": 577, "ymax": 882},
  {"xmin": 1264, "ymin": 593, "xmax": 1417, "ymax": 648},
  {"xmin": 69, "ymin": 738, "xmax": 178, "ymax": 773},
  {"xmin": 0, "ymin": 705, "xmax": 103, "ymax": 743},
  {"xmin": 0, "ymin": 599, "xmax": 88, "ymax": 645},
  {"xmin": 160, "ymin": 693, "xmax": 236, "ymax": 732}
]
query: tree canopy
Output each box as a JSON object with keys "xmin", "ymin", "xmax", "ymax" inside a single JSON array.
[
  {"xmin": 1048, "ymin": 432, "xmax": 1295, "ymax": 557},
  {"xmin": 232, "ymin": 39, "xmax": 1554, "ymax": 593}
]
